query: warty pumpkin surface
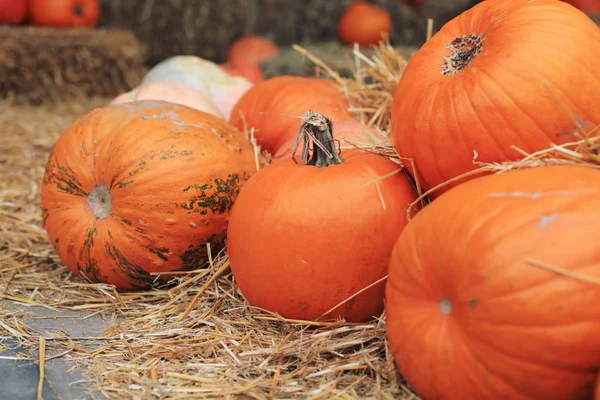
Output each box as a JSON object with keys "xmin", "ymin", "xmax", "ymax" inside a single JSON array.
[
  {"xmin": 227, "ymin": 112, "xmax": 417, "ymax": 322},
  {"xmin": 41, "ymin": 101, "xmax": 257, "ymax": 290},
  {"xmin": 228, "ymin": 76, "xmax": 354, "ymax": 155},
  {"xmin": 386, "ymin": 165, "xmax": 600, "ymax": 400},
  {"xmin": 391, "ymin": 0, "xmax": 600, "ymax": 197}
]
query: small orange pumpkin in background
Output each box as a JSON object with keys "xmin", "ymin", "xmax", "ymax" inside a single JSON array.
[
  {"xmin": 228, "ymin": 111, "xmax": 417, "ymax": 322},
  {"xmin": 220, "ymin": 60, "xmax": 265, "ymax": 84},
  {"xmin": 227, "ymin": 36, "xmax": 280, "ymax": 66},
  {"xmin": 386, "ymin": 165, "xmax": 600, "ymax": 400},
  {"xmin": 29, "ymin": 0, "xmax": 100, "ymax": 27},
  {"xmin": 41, "ymin": 101, "xmax": 257, "ymax": 290},
  {"xmin": 110, "ymin": 81, "xmax": 223, "ymax": 119},
  {"xmin": 229, "ymin": 76, "xmax": 353, "ymax": 154},
  {"xmin": 338, "ymin": 1, "xmax": 393, "ymax": 45},
  {"xmin": 0, "ymin": 0, "xmax": 27, "ymax": 24},
  {"xmin": 391, "ymin": 0, "xmax": 600, "ymax": 198}
]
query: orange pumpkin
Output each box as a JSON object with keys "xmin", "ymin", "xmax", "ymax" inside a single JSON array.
[
  {"xmin": 41, "ymin": 101, "xmax": 257, "ymax": 290},
  {"xmin": 228, "ymin": 111, "xmax": 417, "ymax": 322},
  {"xmin": 227, "ymin": 36, "xmax": 280, "ymax": 66},
  {"xmin": 29, "ymin": 0, "xmax": 100, "ymax": 27},
  {"xmin": 272, "ymin": 119, "xmax": 389, "ymax": 160},
  {"xmin": 0, "ymin": 0, "xmax": 27, "ymax": 24},
  {"xmin": 386, "ymin": 165, "xmax": 600, "ymax": 400},
  {"xmin": 596, "ymin": 372, "xmax": 600, "ymax": 400},
  {"xmin": 229, "ymin": 76, "xmax": 353, "ymax": 154},
  {"xmin": 338, "ymin": 2, "xmax": 393, "ymax": 45},
  {"xmin": 391, "ymin": 0, "xmax": 600, "ymax": 197},
  {"xmin": 220, "ymin": 60, "xmax": 265, "ymax": 84}
]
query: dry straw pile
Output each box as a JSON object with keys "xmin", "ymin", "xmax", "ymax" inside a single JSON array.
[{"xmin": 0, "ymin": 46, "xmax": 416, "ymax": 399}]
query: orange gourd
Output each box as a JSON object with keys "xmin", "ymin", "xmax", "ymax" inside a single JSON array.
[
  {"xmin": 391, "ymin": 0, "xmax": 600, "ymax": 197},
  {"xmin": 41, "ymin": 101, "xmax": 257, "ymax": 290},
  {"xmin": 228, "ymin": 111, "xmax": 417, "ymax": 322},
  {"xmin": 338, "ymin": 2, "xmax": 393, "ymax": 45},
  {"xmin": 386, "ymin": 165, "xmax": 600, "ymax": 400},
  {"xmin": 29, "ymin": 0, "xmax": 100, "ymax": 27},
  {"xmin": 229, "ymin": 76, "xmax": 353, "ymax": 154}
]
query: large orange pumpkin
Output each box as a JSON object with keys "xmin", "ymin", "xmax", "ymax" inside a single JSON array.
[
  {"xmin": 41, "ymin": 101, "xmax": 257, "ymax": 290},
  {"xmin": 227, "ymin": 111, "xmax": 417, "ymax": 322},
  {"xmin": 386, "ymin": 165, "xmax": 600, "ymax": 400},
  {"xmin": 391, "ymin": 0, "xmax": 600, "ymax": 197},
  {"xmin": 229, "ymin": 76, "xmax": 354, "ymax": 154}
]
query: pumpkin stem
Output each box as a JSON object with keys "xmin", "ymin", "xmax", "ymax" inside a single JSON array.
[
  {"xmin": 74, "ymin": 4, "xmax": 84, "ymax": 16},
  {"xmin": 291, "ymin": 110, "xmax": 344, "ymax": 168},
  {"xmin": 87, "ymin": 184, "xmax": 112, "ymax": 219},
  {"xmin": 441, "ymin": 34, "xmax": 484, "ymax": 76}
]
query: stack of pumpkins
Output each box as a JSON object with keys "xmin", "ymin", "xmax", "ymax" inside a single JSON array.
[{"xmin": 40, "ymin": 0, "xmax": 600, "ymax": 399}]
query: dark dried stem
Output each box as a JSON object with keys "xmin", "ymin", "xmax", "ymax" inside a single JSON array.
[
  {"xmin": 291, "ymin": 110, "xmax": 344, "ymax": 168},
  {"xmin": 307, "ymin": 126, "xmax": 344, "ymax": 167}
]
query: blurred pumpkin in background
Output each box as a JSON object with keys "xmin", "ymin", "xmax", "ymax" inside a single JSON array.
[
  {"xmin": 220, "ymin": 60, "xmax": 265, "ymax": 84},
  {"xmin": 562, "ymin": 0, "xmax": 600, "ymax": 13},
  {"xmin": 142, "ymin": 55, "xmax": 253, "ymax": 120},
  {"xmin": 110, "ymin": 81, "xmax": 223, "ymax": 119},
  {"xmin": 0, "ymin": 0, "xmax": 27, "ymax": 24},
  {"xmin": 29, "ymin": 0, "xmax": 100, "ymax": 27},
  {"xmin": 338, "ymin": 1, "xmax": 393, "ymax": 45},
  {"xmin": 227, "ymin": 36, "xmax": 280, "ymax": 66}
]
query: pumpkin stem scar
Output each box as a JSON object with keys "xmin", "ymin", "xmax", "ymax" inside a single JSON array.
[
  {"xmin": 441, "ymin": 34, "xmax": 484, "ymax": 76},
  {"xmin": 439, "ymin": 298, "xmax": 453, "ymax": 315},
  {"xmin": 87, "ymin": 184, "xmax": 112, "ymax": 219},
  {"xmin": 291, "ymin": 110, "xmax": 344, "ymax": 168}
]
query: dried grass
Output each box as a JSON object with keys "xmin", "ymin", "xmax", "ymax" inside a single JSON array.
[{"xmin": 0, "ymin": 98, "xmax": 416, "ymax": 398}]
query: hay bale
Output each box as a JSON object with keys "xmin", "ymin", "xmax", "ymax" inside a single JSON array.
[
  {"xmin": 0, "ymin": 26, "xmax": 146, "ymax": 105},
  {"xmin": 99, "ymin": 0, "xmax": 474, "ymax": 65}
]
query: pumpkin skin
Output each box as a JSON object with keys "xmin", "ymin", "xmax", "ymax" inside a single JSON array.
[
  {"xmin": 596, "ymin": 372, "xmax": 600, "ymax": 400},
  {"xmin": 226, "ymin": 36, "xmax": 280, "ymax": 66},
  {"xmin": 563, "ymin": 0, "xmax": 600, "ymax": 13},
  {"xmin": 110, "ymin": 81, "xmax": 223, "ymax": 119},
  {"xmin": 41, "ymin": 101, "xmax": 257, "ymax": 290},
  {"xmin": 227, "ymin": 148, "xmax": 417, "ymax": 322},
  {"xmin": 272, "ymin": 120, "xmax": 389, "ymax": 161},
  {"xmin": 386, "ymin": 165, "xmax": 600, "ymax": 400},
  {"xmin": 29, "ymin": 0, "xmax": 100, "ymax": 27},
  {"xmin": 229, "ymin": 76, "xmax": 353, "ymax": 154},
  {"xmin": 338, "ymin": 2, "xmax": 393, "ymax": 45},
  {"xmin": 391, "ymin": 0, "xmax": 600, "ymax": 197},
  {"xmin": 0, "ymin": 0, "xmax": 27, "ymax": 24}
]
